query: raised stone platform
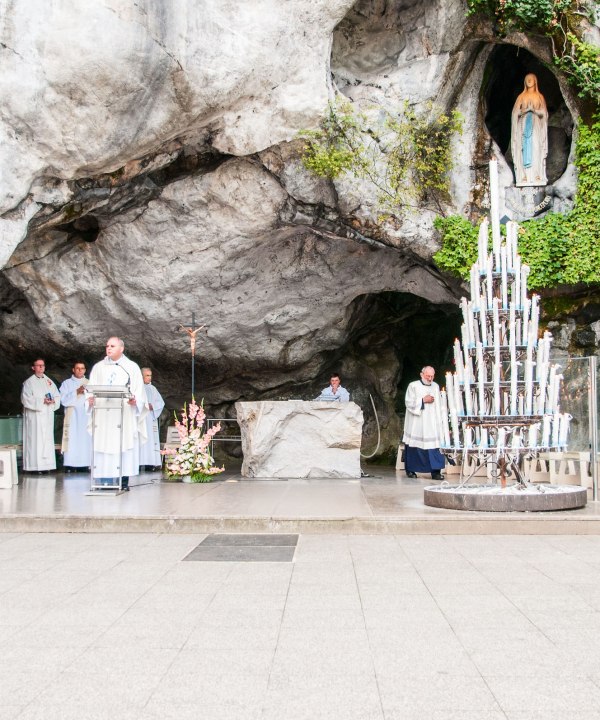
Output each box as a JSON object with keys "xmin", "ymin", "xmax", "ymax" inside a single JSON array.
[
  {"xmin": 424, "ymin": 483, "xmax": 588, "ymax": 512},
  {"xmin": 236, "ymin": 400, "xmax": 363, "ymax": 478}
]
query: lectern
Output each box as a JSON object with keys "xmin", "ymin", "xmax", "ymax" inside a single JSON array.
[{"xmin": 86, "ymin": 385, "xmax": 131, "ymax": 496}]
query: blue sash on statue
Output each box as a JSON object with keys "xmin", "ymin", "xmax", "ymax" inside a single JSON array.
[{"xmin": 522, "ymin": 111, "xmax": 533, "ymax": 169}]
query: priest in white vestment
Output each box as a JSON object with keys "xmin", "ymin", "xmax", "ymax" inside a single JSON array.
[
  {"xmin": 59, "ymin": 361, "xmax": 92, "ymax": 470},
  {"xmin": 21, "ymin": 359, "xmax": 61, "ymax": 472},
  {"xmin": 402, "ymin": 366, "xmax": 445, "ymax": 480},
  {"xmin": 88, "ymin": 337, "xmax": 148, "ymax": 490},
  {"xmin": 139, "ymin": 367, "xmax": 165, "ymax": 470}
]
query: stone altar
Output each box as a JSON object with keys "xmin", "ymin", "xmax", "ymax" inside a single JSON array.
[{"xmin": 236, "ymin": 400, "xmax": 363, "ymax": 478}]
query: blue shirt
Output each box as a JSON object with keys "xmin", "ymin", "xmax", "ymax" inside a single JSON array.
[{"xmin": 316, "ymin": 385, "xmax": 350, "ymax": 402}]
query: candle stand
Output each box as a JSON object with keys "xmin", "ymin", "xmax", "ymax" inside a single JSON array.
[{"xmin": 424, "ymin": 161, "xmax": 587, "ymax": 512}]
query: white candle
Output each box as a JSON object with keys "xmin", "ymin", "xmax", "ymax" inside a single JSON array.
[
  {"xmin": 537, "ymin": 361, "xmax": 547, "ymax": 415},
  {"xmin": 511, "ymin": 431, "xmax": 520, "ymax": 451},
  {"xmin": 521, "ymin": 264, "xmax": 530, "ymax": 309},
  {"xmin": 497, "ymin": 427, "xmax": 506, "ymax": 449},
  {"xmin": 529, "ymin": 294, "xmax": 539, "ymax": 348},
  {"xmin": 552, "ymin": 413, "xmax": 560, "ymax": 447},
  {"xmin": 493, "ymin": 298, "xmax": 500, "ymax": 351},
  {"xmin": 528, "ymin": 424, "xmax": 539, "ymax": 449},
  {"xmin": 542, "ymin": 415, "xmax": 551, "ymax": 447},
  {"xmin": 477, "ymin": 342, "xmax": 485, "ymax": 416},
  {"xmin": 471, "ymin": 265, "xmax": 481, "ymax": 308},
  {"xmin": 522, "ymin": 297, "xmax": 530, "ymax": 348},
  {"xmin": 501, "ymin": 245, "xmax": 508, "ymax": 309},
  {"xmin": 440, "ymin": 390, "xmax": 451, "ymax": 448},
  {"xmin": 446, "ymin": 372, "xmax": 455, "ymax": 414},
  {"xmin": 479, "ymin": 297, "xmax": 488, "ymax": 345},
  {"xmin": 493, "ymin": 362, "xmax": 501, "ymax": 415},
  {"xmin": 559, "ymin": 413, "xmax": 571, "ymax": 447},
  {"xmin": 513, "ymin": 255, "xmax": 521, "ymax": 308},
  {"xmin": 553, "ymin": 374, "xmax": 563, "ymax": 414},
  {"xmin": 480, "ymin": 428, "xmax": 488, "ymax": 449},
  {"xmin": 454, "ymin": 371, "xmax": 463, "ymax": 416},
  {"xmin": 449, "ymin": 410, "xmax": 460, "ymax": 448},
  {"xmin": 510, "ymin": 361, "xmax": 520, "ymax": 415},
  {"xmin": 478, "ymin": 218, "xmax": 489, "ymax": 265},
  {"xmin": 547, "ymin": 365, "xmax": 557, "ymax": 415},
  {"xmin": 464, "ymin": 426, "xmax": 473, "ymax": 449},
  {"xmin": 490, "ymin": 159, "xmax": 501, "ymax": 269},
  {"xmin": 486, "ymin": 252, "xmax": 494, "ymax": 310},
  {"xmin": 524, "ymin": 344, "xmax": 534, "ymax": 415},
  {"xmin": 453, "ymin": 339, "xmax": 464, "ymax": 384},
  {"xmin": 464, "ymin": 360, "xmax": 473, "ymax": 416}
]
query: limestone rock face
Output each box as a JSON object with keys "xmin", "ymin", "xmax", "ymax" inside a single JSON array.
[
  {"xmin": 236, "ymin": 400, "xmax": 363, "ymax": 478},
  {"xmin": 0, "ymin": 0, "xmax": 594, "ymax": 456}
]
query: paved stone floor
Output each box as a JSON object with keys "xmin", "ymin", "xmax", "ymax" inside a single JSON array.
[
  {"xmin": 1, "ymin": 466, "xmax": 599, "ymax": 533},
  {"xmin": 3, "ymin": 532, "xmax": 600, "ymax": 719}
]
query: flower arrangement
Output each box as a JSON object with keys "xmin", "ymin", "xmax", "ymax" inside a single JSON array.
[{"xmin": 162, "ymin": 399, "xmax": 224, "ymax": 482}]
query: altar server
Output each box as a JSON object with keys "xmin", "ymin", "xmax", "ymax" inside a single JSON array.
[
  {"xmin": 88, "ymin": 337, "xmax": 147, "ymax": 491},
  {"xmin": 60, "ymin": 361, "xmax": 92, "ymax": 470},
  {"xmin": 403, "ymin": 366, "xmax": 445, "ymax": 480},
  {"xmin": 21, "ymin": 358, "xmax": 61, "ymax": 472},
  {"xmin": 139, "ymin": 367, "xmax": 165, "ymax": 470}
]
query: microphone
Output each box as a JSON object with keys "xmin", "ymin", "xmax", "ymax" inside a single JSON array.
[{"xmin": 115, "ymin": 363, "xmax": 131, "ymax": 390}]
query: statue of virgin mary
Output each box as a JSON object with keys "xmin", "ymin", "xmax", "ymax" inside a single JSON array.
[{"xmin": 511, "ymin": 73, "xmax": 548, "ymax": 187}]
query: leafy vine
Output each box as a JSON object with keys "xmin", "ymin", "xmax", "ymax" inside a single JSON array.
[{"xmin": 299, "ymin": 99, "xmax": 463, "ymax": 217}]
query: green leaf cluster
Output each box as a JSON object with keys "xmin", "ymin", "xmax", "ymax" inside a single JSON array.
[
  {"xmin": 433, "ymin": 115, "xmax": 600, "ymax": 289},
  {"xmin": 299, "ymin": 99, "xmax": 463, "ymax": 217},
  {"xmin": 467, "ymin": 0, "xmax": 600, "ymax": 101}
]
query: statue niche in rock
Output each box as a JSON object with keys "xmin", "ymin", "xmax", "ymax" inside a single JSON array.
[{"xmin": 511, "ymin": 73, "xmax": 548, "ymax": 187}]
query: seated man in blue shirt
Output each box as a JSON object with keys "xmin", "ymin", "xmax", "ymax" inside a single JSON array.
[{"xmin": 316, "ymin": 373, "xmax": 350, "ymax": 402}]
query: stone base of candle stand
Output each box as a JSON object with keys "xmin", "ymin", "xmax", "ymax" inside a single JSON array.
[{"xmin": 424, "ymin": 483, "xmax": 587, "ymax": 512}]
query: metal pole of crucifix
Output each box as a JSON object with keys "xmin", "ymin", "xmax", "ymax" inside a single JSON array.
[{"xmin": 178, "ymin": 312, "xmax": 208, "ymax": 398}]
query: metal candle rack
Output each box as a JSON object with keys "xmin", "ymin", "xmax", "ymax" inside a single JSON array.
[{"xmin": 440, "ymin": 162, "xmax": 571, "ymax": 488}]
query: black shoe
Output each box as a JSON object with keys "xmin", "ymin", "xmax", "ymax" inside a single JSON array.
[
  {"xmin": 431, "ymin": 472, "xmax": 444, "ymax": 481},
  {"xmin": 406, "ymin": 471, "xmax": 417, "ymax": 479}
]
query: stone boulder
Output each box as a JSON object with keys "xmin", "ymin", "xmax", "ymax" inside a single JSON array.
[{"xmin": 236, "ymin": 400, "xmax": 364, "ymax": 478}]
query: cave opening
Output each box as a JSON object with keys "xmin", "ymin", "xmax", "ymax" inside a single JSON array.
[{"xmin": 483, "ymin": 45, "xmax": 572, "ymax": 185}]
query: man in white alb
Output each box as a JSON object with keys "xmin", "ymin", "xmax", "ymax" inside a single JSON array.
[
  {"xmin": 21, "ymin": 358, "xmax": 61, "ymax": 473},
  {"xmin": 402, "ymin": 366, "xmax": 445, "ymax": 480},
  {"xmin": 88, "ymin": 337, "xmax": 147, "ymax": 490},
  {"xmin": 139, "ymin": 367, "xmax": 165, "ymax": 471},
  {"xmin": 60, "ymin": 361, "xmax": 92, "ymax": 471}
]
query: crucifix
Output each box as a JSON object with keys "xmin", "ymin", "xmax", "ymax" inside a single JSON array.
[{"xmin": 179, "ymin": 312, "xmax": 208, "ymax": 398}]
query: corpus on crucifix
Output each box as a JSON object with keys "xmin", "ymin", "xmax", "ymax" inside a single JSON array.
[{"xmin": 179, "ymin": 313, "xmax": 207, "ymax": 397}]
